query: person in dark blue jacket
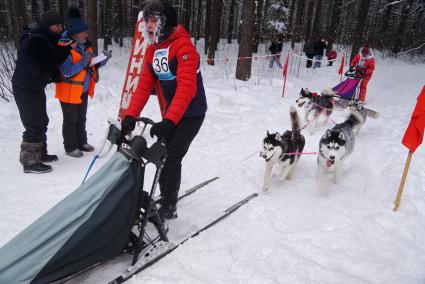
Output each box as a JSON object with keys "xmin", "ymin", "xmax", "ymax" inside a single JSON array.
[{"xmin": 12, "ymin": 10, "xmax": 72, "ymax": 173}]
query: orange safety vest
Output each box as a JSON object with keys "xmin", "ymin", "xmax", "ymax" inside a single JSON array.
[{"xmin": 55, "ymin": 45, "xmax": 97, "ymax": 104}]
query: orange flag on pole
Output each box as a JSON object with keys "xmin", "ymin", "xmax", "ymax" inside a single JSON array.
[
  {"xmin": 402, "ymin": 86, "xmax": 425, "ymax": 153},
  {"xmin": 338, "ymin": 54, "xmax": 345, "ymax": 81},
  {"xmin": 282, "ymin": 52, "xmax": 290, "ymax": 98}
]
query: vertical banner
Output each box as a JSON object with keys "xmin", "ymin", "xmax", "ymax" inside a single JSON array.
[
  {"xmin": 338, "ymin": 53, "xmax": 345, "ymax": 81},
  {"xmin": 117, "ymin": 11, "xmax": 148, "ymax": 120},
  {"xmin": 281, "ymin": 52, "xmax": 290, "ymax": 98}
]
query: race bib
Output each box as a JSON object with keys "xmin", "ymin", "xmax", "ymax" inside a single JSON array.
[{"xmin": 153, "ymin": 47, "xmax": 174, "ymax": 81}]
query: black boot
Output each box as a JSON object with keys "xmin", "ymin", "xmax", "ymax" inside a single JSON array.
[
  {"xmin": 41, "ymin": 153, "xmax": 58, "ymax": 163},
  {"xmin": 158, "ymin": 205, "xmax": 178, "ymax": 220},
  {"xmin": 23, "ymin": 163, "xmax": 52, "ymax": 173},
  {"xmin": 79, "ymin": 143, "xmax": 95, "ymax": 152}
]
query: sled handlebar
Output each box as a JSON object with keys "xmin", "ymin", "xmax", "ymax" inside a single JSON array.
[{"xmin": 135, "ymin": 117, "xmax": 156, "ymax": 126}]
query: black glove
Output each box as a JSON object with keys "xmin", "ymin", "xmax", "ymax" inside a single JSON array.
[
  {"xmin": 349, "ymin": 67, "xmax": 355, "ymax": 72},
  {"xmin": 150, "ymin": 119, "xmax": 175, "ymax": 139},
  {"xmin": 121, "ymin": 116, "xmax": 137, "ymax": 137}
]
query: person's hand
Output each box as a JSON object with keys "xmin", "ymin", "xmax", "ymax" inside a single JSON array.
[
  {"xmin": 102, "ymin": 50, "xmax": 112, "ymax": 60},
  {"xmin": 81, "ymin": 51, "xmax": 92, "ymax": 67},
  {"xmin": 121, "ymin": 116, "xmax": 137, "ymax": 137},
  {"xmin": 150, "ymin": 119, "xmax": 175, "ymax": 139}
]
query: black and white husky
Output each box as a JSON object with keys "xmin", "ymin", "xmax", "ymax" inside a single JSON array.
[
  {"xmin": 296, "ymin": 88, "xmax": 335, "ymax": 134},
  {"xmin": 260, "ymin": 106, "xmax": 305, "ymax": 192},
  {"xmin": 316, "ymin": 109, "xmax": 364, "ymax": 192}
]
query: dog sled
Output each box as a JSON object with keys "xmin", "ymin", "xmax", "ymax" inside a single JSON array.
[
  {"xmin": 0, "ymin": 118, "xmax": 169, "ymax": 284},
  {"xmin": 331, "ymin": 69, "xmax": 362, "ymax": 107}
]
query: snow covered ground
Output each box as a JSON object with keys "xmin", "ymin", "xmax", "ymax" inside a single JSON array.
[{"xmin": 1, "ymin": 41, "xmax": 425, "ymax": 284}]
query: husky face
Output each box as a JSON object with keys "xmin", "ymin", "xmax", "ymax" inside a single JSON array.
[
  {"xmin": 296, "ymin": 88, "xmax": 312, "ymax": 107},
  {"xmin": 319, "ymin": 129, "xmax": 348, "ymax": 164},
  {"xmin": 261, "ymin": 132, "xmax": 284, "ymax": 163}
]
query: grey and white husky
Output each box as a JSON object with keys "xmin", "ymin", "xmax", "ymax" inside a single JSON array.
[
  {"xmin": 316, "ymin": 108, "xmax": 365, "ymax": 192},
  {"xmin": 260, "ymin": 106, "xmax": 305, "ymax": 192},
  {"xmin": 296, "ymin": 88, "xmax": 335, "ymax": 134}
]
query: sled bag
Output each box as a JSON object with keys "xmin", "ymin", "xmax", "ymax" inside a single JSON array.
[
  {"xmin": 332, "ymin": 78, "xmax": 360, "ymax": 100},
  {"xmin": 0, "ymin": 152, "xmax": 144, "ymax": 284}
]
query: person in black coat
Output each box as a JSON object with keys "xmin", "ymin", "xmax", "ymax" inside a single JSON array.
[
  {"xmin": 12, "ymin": 10, "xmax": 72, "ymax": 173},
  {"xmin": 312, "ymin": 37, "xmax": 327, "ymax": 69},
  {"xmin": 268, "ymin": 37, "xmax": 283, "ymax": 69}
]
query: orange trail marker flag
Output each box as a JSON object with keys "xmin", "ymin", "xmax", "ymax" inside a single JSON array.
[
  {"xmin": 338, "ymin": 54, "xmax": 345, "ymax": 81},
  {"xmin": 394, "ymin": 86, "xmax": 425, "ymax": 211},
  {"xmin": 281, "ymin": 52, "xmax": 290, "ymax": 98}
]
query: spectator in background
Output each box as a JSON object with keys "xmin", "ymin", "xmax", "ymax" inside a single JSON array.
[
  {"xmin": 303, "ymin": 39, "xmax": 315, "ymax": 68},
  {"xmin": 268, "ymin": 36, "xmax": 283, "ymax": 69},
  {"xmin": 12, "ymin": 10, "xmax": 72, "ymax": 173},
  {"xmin": 55, "ymin": 7, "xmax": 111, "ymax": 158},
  {"xmin": 326, "ymin": 49, "xmax": 337, "ymax": 66},
  {"xmin": 313, "ymin": 37, "xmax": 327, "ymax": 69}
]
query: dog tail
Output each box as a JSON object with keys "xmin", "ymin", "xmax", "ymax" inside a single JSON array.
[
  {"xmin": 346, "ymin": 109, "xmax": 363, "ymax": 129},
  {"xmin": 289, "ymin": 105, "xmax": 301, "ymax": 131},
  {"xmin": 366, "ymin": 108, "xmax": 380, "ymax": 119}
]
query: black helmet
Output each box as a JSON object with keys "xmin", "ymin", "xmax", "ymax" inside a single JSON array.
[{"xmin": 142, "ymin": 0, "xmax": 177, "ymax": 43}]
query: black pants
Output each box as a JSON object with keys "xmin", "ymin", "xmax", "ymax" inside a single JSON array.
[
  {"xmin": 60, "ymin": 93, "xmax": 88, "ymax": 152},
  {"xmin": 306, "ymin": 55, "xmax": 314, "ymax": 68},
  {"xmin": 13, "ymin": 84, "xmax": 49, "ymax": 144},
  {"xmin": 159, "ymin": 116, "xmax": 204, "ymax": 207}
]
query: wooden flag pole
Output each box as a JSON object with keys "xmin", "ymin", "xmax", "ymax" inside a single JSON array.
[{"xmin": 393, "ymin": 151, "xmax": 414, "ymax": 212}]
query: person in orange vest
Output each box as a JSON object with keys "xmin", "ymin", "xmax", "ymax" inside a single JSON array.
[
  {"xmin": 55, "ymin": 7, "xmax": 110, "ymax": 157},
  {"xmin": 349, "ymin": 44, "xmax": 375, "ymax": 102}
]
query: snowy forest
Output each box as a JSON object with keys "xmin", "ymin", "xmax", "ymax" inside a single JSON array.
[{"xmin": 1, "ymin": 0, "xmax": 425, "ymax": 60}]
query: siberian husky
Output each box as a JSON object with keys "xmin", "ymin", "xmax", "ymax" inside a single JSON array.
[
  {"xmin": 260, "ymin": 106, "xmax": 305, "ymax": 192},
  {"xmin": 296, "ymin": 88, "xmax": 335, "ymax": 134},
  {"xmin": 316, "ymin": 109, "xmax": 363, "ymax": 192}
]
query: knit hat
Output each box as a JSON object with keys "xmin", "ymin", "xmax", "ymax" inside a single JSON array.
[
  {"xmin": 142, "ymin": 0, "xmax": 177, "ymax": 42},
  {"xmin": 66, "ymin": 7, "xmax": 88, "ymax": 35},
  {"xmin": 40, "ymin": 10, "xmax": 63, "ymax": 28}
]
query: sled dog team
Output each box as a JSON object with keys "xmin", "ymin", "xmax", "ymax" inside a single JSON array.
[{"xmin": 261, "ymin": 88, "xmax": 378, "ymax": 193}]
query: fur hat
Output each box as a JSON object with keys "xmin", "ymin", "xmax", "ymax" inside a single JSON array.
[
  {"xmin": 66, "ymin": 7, "xmax": 88, "ymax": 35},
  {"xmin": 143, "ymin": 0, "xmax": 177, "ymax": 42},
  {"xmin": 40, "ymin": 10, "xmax": 63, "ymax": 28}
]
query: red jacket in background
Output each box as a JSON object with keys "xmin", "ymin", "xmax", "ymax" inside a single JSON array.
[
  {"xmin": 327, "ymin": 50, "xmax": 337, "ymax": 60},
  {"xmin": 124, "ymin": 25, "xmax": 207, "ymax": 124}
]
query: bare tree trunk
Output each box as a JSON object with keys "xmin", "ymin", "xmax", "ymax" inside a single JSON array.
[
  {"xmin": 252, "ymin": 0, "xmax": 263, "ymax": 53},
  {"xmin": 11, "ymin": 0, "xmax": 27, "ymax": 45},
  {"xmin": 287, "ymin": 0, "xmax": 296, "ymax": 48},
  {"xmin": 31, "ymin": 0, "xmax": 40, "ymax": 22},
  {"xmin": 235, "ymin": 0, "xmax": 255, "ymax": 81},
  {"xmin": 379, "ymin": 0, "xmax": 393, "ymax": 48},
  {"xmin": 43, "ymin": 0, "xmax": 50, "ymax": 12},
  {"xmin": 182, "ymin": 0, "xmax": 191, "ymax": 32},
  {"xmin": 103, "ymin": 0, "xmax": 113, "ymax": 50},
  {"xmin": 207, "ymin": 0, "xmax": 222, "ymax": 65},
  {"xmin": 326, "ymin": 0, "xmax": 342, "ymax": 52},
  {"xmin": 304, "ymin": 0, "xmax": 315, "ymax": 40},
  {"xmin": 227, "ymin": 0, "xmax": 235, "ymax": 44},
  {"xmin": 204, "ymin": 0, "xmax": 211, "ymax": 55},
  {"xmin": 58, "ymin": 0, "xmax": 66, "ymax": 23},
  {"xmin": 392, "ymin": 0, "xmax": 414, "ymax": 54},
  {"xmin": 195, "ymin": 0, "xmax": 202, "ymax": 41},
  {"xmin": 350, "ymin": 0, "xmax": 371, "ymax": 61},
  {"xmin": 311, "ymin": 0, "xmax": 322, "ymax": 38},
  {"xmin": 293, "ymin": 0, "xmax": 305, "ymax": 45},
  {"xmin": 87, "ymin": 0, "xmax": 98, "ymax": 54}
]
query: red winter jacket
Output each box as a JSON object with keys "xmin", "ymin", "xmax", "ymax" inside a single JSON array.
[
  {"xmin": 350, "ymin": 51, "xmax": 375, "ymax": 77},
  {"xmin": 124, "ymin": 25, "xmax": 207, "ymax": 124}
]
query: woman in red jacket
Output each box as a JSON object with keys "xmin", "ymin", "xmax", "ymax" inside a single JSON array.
[
  {"xmin": 350, "ymin": 44, "xmax": 375, "ymax": 102},
  {"xmin": 121, "ymin": 0, "xmax": 207, "ymax": 220}
]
